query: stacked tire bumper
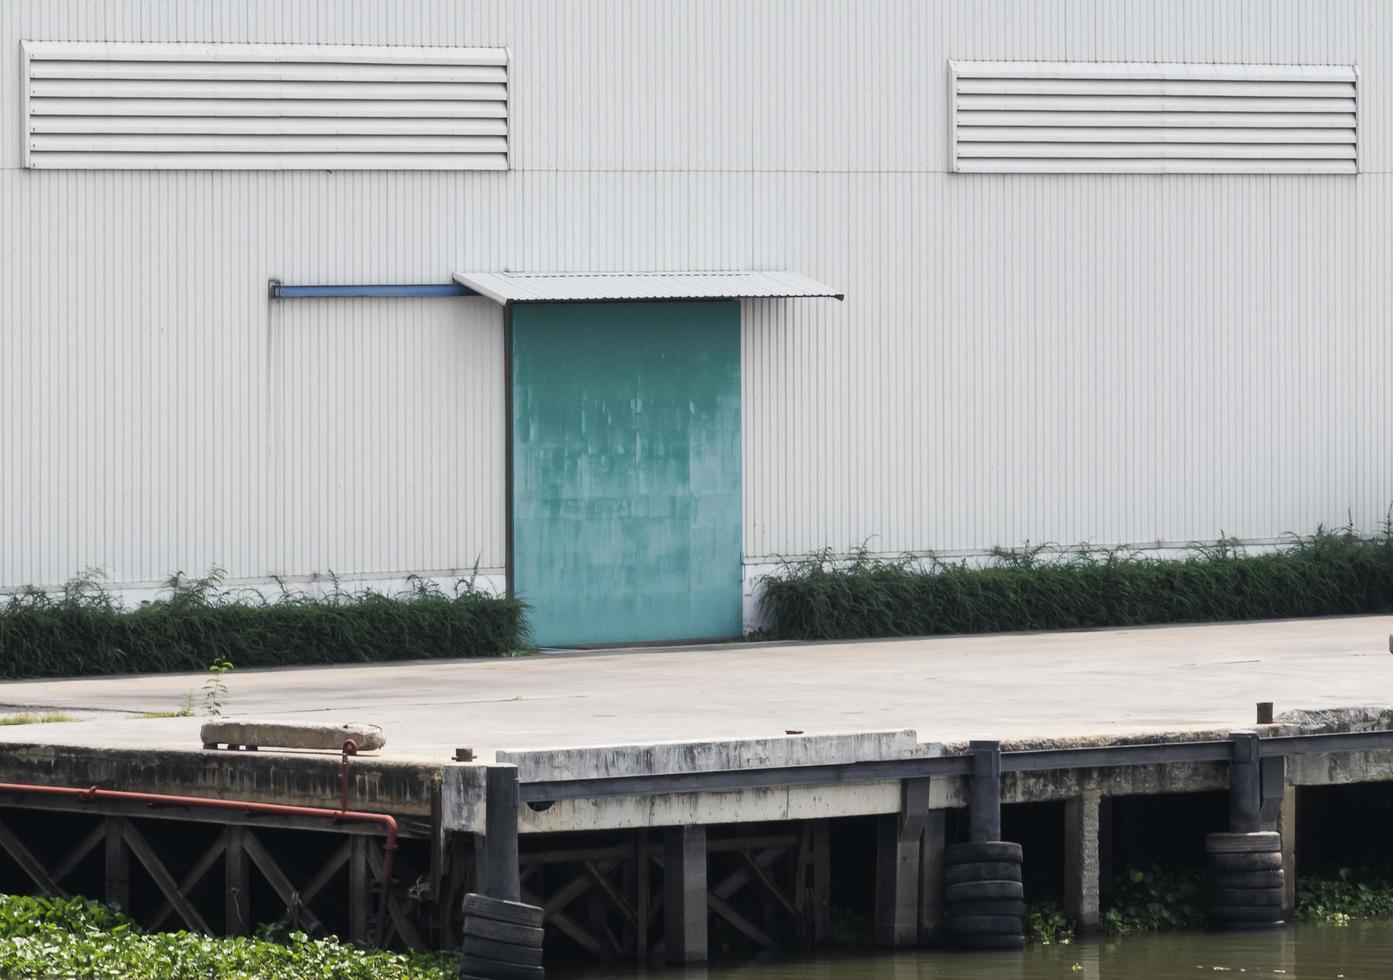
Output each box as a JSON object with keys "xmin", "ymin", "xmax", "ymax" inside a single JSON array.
[
  {"xmin": 944, "ymin": 841, "xmax": 1024, "ymax": 950},
  {"xmin": 1206, "ymin": 832, "xmax": 1285, "ymax": 932},
  {"xmin": 460, "ymin": 894, "xmax": 546, "ymax": 980}
]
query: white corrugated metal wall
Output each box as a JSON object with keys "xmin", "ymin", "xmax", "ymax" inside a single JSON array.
[{"xmin": 1, "ymin": 0, "xmax": 1390, "ymax": 594}]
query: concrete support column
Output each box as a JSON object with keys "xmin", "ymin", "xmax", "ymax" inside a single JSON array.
[
  {"xmin": 1097, "ymin": 797, "xmax": 1114, "ymax": 903},
  {"xmin": 875, "ymin": 778, "xmax": 929, "ymax": 947},
  {"xmin": 1064, "ymin": 788, "xmax": 1102, "ymax": 934},
  {"xmin": 663, "ymin": 825, "xmax": 707, "ymax": 964},
  {"xmin": 1278, "ymin": 782, "xmax": 1297, "ymax": 917}
]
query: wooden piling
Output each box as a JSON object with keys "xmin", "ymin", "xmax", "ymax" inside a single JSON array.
[
  {"xmin": 969, "ymin": 741, "xmax": 1002, "ymax": 843},
  {"xmin": 875, "ymin": 778, "xmax": 928, "ymax": 947},
  {"xmin": 104, "ymin": 817, "xmax": 130, "ymax": 913},
  {"xmin": 1228, "ymin": 731, "xmax": 1262, "ymax": 834},
  {"xmin": 483, "ymin": 765, "xmax": 521, "ymax": 902},
  {"xmin": 918, "ymin": 809, "xmax": 947, "ymax": 945},
  {"xmin": 224, "ymin": 825, "xmax": 250, "ymax": 935}
]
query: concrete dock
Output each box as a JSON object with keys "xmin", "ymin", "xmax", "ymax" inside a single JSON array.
[
  {"xmin": 0, "ymin": 615, "xmax": 1391, "ymax": 962},
  {"xmin": 0, "ymin": 615, "xmax": 1389, "ymax": 760}
]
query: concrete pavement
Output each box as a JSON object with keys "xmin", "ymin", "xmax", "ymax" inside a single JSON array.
[{"xmin": 0, "ymin": 615, "xmax": 1388, "ymax": 762}]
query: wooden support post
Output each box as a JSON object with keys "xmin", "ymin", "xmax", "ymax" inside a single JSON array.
[
  {"xmin": 225, "ymin": 825, "xmax": 251, "ymax": 936},
  {"xmin": 1260, "ymin": 755, "xmax": 1286, "ymax": 832},
  {"xmin": 634, "ymin": 832, "xmax": 650, "ymax": 960},
  {"xmin": 1277, "ymin": 782, "xmax": 1297, "ymax": 917},
  {"xmin": 349, "ymin": 836, "xmax": 370, "ymax": 944},
  {"xmin": 483, "ymin": 765, "xmax": 521, "ymax": 902},
  {"xmin": 662, "ymin": 825, "xmax": 707, "ymax": 964},
  {"xmin": 1064, "ymin": 788, "xmax": 1102, "ymax": 934},
  {"xmin": 875, "ymin": 778, "xmax": 928, "ymax": 947},
  {"xmin": 1229, "ymin": 731, "xmax": 1261, "ymax": 834},
  {"xmin": 918, "ymin": 808, "xmax": 947, "ymax": 945},
  {"xmin": 812, "ymin": 820, "xmax": 832, "ymax": 947},
  {"xmin": 105, "ymin": 817, "xmax": 130, "ymax": 912},
  {"xmin": 969, "ymin": 740, "xmax": 1002, "ymax": 843}
]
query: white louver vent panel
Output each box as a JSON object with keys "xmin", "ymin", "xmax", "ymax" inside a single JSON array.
[
  {"xmin": 950, "ymin": 61, "xmax": 1358, "ymax": 174},
  {"xmin": 21, "ymin": 41, "xmax": 509, "ymax": 170}
]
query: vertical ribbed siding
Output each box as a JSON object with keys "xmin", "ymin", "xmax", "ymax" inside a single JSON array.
[
  {"xmin": 270, "ymin": 297, "xmax": 504, "ymax": 578},
  {"xmin": 2, "ymin": 0, "xmax": 1392, "ymax": 595}
]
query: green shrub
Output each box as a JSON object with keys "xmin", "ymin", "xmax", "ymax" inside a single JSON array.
[
  {"xmin": 0, "ymin": 569, "xmax": 529, "ymax": 679},
  {"xmin": 759, "ymin": 520, "xmax": 1393, "ymax": 641},
  {"xmin": 0, "ymin": 893, "xmax": 453, "ymax": 979}
]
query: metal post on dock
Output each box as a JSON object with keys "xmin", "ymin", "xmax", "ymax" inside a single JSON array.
[
  {"xmin": 483, "ymin": 765, "xmax": 521, "ymax": 902},
  {"xmin": 969, "ymin": 740, "xmax": 1002, "ymax": 842},
  {"xmin": 1228, "ymin": 731, "xmax": 1261, "ymax": 834}
]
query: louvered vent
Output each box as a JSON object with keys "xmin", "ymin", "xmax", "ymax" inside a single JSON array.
[
  {"xmin": 950, "ymin": 61, "xmax": 1358, "ymax": 174},
  {"xmin": 21, "ymin": 41, "xmax": 509, "ymax": 170}
]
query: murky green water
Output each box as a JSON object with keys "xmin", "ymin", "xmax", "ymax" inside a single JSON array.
[{"xmin": 564, "ymin": 921, "xmax": 1393, "ymax": 979}]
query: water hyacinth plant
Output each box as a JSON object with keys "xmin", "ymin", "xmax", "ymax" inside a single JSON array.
[{"xmin": 0, "ymin": 894, "xmax": 455, "ymax": 979}]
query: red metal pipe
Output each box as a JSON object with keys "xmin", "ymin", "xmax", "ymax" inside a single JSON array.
[
  {"xmin": 340, "ymin": 738, "xmax": 359, "ymax": 813},
  {"xmin": 0, "ymin": 780, "xmax": 398, "ymax": 944}
]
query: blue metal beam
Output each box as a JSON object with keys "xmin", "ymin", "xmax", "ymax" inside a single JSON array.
[{"xmin": 268, "ymin": 281, "xmax": 476, "ymax": 299}]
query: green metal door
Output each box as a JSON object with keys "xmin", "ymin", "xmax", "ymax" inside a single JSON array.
[{"xmin": 510, "ymin": 301, "xmax": 742, "ymax": 647}]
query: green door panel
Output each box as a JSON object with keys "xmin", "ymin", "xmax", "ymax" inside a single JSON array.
[{"xmin": 510, "ymin": 301, "xmax": 742, "ymax": 647}]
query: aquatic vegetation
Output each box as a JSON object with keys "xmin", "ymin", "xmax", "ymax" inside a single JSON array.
[
  {"xmin": 1296, "ymin": 869, "xmax": 1393, "ymax": 923},
  {"xmin": 0, "ymin": 894, "xmax": 456, "ymax": 979},
  {"xmin": 1024, "ymin": 901, "xmax": 1075, "ymax": 944},
  {"xmin": 1099, "ymin": 867, "xmax": 1208, "ymax": 936}
]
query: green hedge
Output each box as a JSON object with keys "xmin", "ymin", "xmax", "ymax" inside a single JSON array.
[
  {"xmin": 759, "ymin": 523, "xmax": 1393, "ymax": 641},
  {"xmin": 0, "ymin": 571, "xmax": 529, "ymax": 679}
]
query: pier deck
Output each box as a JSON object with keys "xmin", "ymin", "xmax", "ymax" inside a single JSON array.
[
  {"xmin": 1, "ymin": 616, "xmax": 1392, "ymax": 959},
  {"xmin": 0, "ymin": 615, "xmax": 1388, "ymax": 762}
]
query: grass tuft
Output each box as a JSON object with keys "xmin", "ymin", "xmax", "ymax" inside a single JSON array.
[
  {"xmin": 0, "ymin": 712, "xmax": 77, "ymax": 726},
  {"xmin": 0, "ymin": 569, "xmax": 529, "ymax": 680},
  {"xmin": 759, "ymin": 517, "xmax": 1393, "ymax": 641}
]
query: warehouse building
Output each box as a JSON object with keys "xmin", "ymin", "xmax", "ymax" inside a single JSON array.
[{"xmin": 1, "ymin": 1, "xmax": 1389, "ymax": 647}]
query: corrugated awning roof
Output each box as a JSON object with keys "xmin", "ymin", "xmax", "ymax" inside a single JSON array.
[{"xmin": 452, "ymin": 270, "xmax": 844, "ymax": 305}]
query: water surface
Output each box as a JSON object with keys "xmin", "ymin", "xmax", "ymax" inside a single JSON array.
[{"xmin": 566, "ymin": 921, "xmax": 1393, "ymax": 979}]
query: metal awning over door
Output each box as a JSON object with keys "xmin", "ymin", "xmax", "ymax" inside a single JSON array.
[{"xmin": 453, "ymin": 270, "xmax": 843, "ymax": 304}]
